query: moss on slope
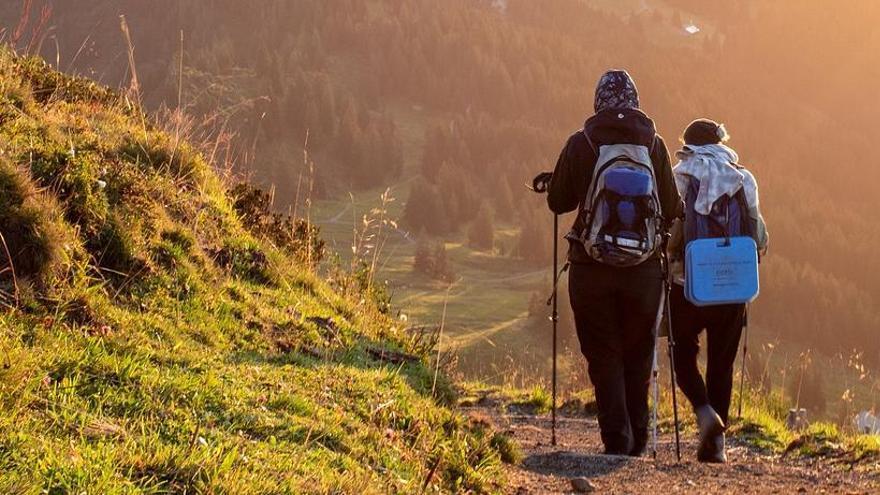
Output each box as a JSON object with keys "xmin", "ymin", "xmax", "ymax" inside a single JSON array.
[{"xmin": 0, "ymin": 51, "xmax": 505, "ymax": 494}]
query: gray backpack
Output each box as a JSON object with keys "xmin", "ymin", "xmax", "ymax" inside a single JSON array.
[{"xmin": 567, "ymin": 142, "xmax": 663, "ymax": 267}]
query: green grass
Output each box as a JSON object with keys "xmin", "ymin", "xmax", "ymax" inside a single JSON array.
[
  {"xmin": 0, "ymin": 282, "xmax": 507, "ymax": 493},
  {"xmin": 728, "ymin": 390, "xmax": 796, "ymax": 452},
  {"xmin": 728, "ymin": 388, "xmax": 880, "ymax": 464},
  {"xmin": 0, "ymin": 50, "xmax": 509, "ymax": 493},
  {"xmin": 509, "ymin": 386, "xmax": 553, "ymax": 415}
]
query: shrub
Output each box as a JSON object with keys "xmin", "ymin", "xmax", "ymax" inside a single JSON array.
[
  {"xmin": 211, "ymin": 242, "xmax": 274, "ymax": 285},
  {"xmin": 229, "ymin": 182, "xmax": 324, "ymax": 268},
  {"xmin": 490, "ymin": 432, "xmax": 522, "ymax": 464},
  {"xmin": 0, "ymin": 158, "xmax": 68, "ymax": 288}
]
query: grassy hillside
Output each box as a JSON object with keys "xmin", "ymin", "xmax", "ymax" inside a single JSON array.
[
  {"xmin": 0, "ymin": 46, "xmax": 876, "ymax": 495},
  {"xmin": 6, "ymin": 0, "xmax": 879, "ymax": 365},
  {"xmin": 0, "ymin": 50, "xmax": 511, "ymax": 493}
]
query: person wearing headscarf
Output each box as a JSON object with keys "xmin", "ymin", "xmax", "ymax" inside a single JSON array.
[
  {"xmin": 667, "ymin": 118, "xmax": 768, "ymax": 463},
  {"xmin": 546, "ymin": 70, "xmax": 682, "ymax": 456}
]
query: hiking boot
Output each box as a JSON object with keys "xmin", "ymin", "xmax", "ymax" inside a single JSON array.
[
  {"xmin": 628, "ymin": 437, "xmax": 647, "ymax": 457},
  {"xmin": 695, "ymin": 405, "xmax": 724, "ymax": 440},
  {"xmin": 695, "ymin": 405, "xmax": 725, "ymax": 460},
  {"xmin": 697, "ymin": 433, "xmax": 727, "ymax": 463}
]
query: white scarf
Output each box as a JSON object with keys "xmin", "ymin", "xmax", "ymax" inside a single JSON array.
[{"xmin": 673, "ymin": 144, "xmax": 757, "ymax": 214}]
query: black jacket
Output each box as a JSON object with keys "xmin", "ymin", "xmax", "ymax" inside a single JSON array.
[{"xmin": 547, "ymin": 109, "xmax": 683, "ymax": 263}]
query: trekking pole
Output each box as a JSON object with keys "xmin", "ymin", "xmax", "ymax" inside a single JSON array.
[
  {"xmin": 737, "ymin": 305, "xmax": 750, "ymax": 419},
  {"xmin": 550, "ymin": 212, "xmax": 559, "ymax": 446},
  {"xmin": 665, "ymin": 276, "xmax": 682, "ymax": 461},
  {"xmin": 650, "ymin": 289, "xmax": 665, "ymax": 459},
  {"xmin": 660, "ymin": 233, "xmax": 682, "ymax": 462},
  {"xmin": 543, "ymin": 216, "xmax": 569, "ymax": 446},
  {"xmin": 529, "ymin": 171, "xmax": 562, "ymax": 446}
]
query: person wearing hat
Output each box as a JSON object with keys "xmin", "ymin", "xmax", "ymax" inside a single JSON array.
[
  {"xmin": 546, "ymin": 70, "xmax": 682, "ymax": 456},
  {"xmin": 668, "ymin": 119, "xmax": 769, "ymax": 463}
]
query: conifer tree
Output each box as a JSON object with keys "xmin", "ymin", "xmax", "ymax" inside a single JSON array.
[
  {"xmin": 402, "ymin": 179, "xmax": 447, "ymax": 235},
  {"xmin": 413, "ymin": 232, "xmax": 432, "ymax": 275},
  {"xmin": 468, "ymin": 203, "xmax": 494, "ymax": 251},
  {"xmin": 432, "ymin": 241, "xmax": 454, "ymax": 282}
]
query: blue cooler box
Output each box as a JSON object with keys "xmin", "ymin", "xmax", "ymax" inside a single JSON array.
[{"xmin": 685, "ymin": 236, "xmax": 759, "ymax": 306}]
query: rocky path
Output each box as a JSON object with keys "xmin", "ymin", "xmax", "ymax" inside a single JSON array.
[{"xmin": 467, "ymin": 407, "xmax": 880, "ymax": 494}]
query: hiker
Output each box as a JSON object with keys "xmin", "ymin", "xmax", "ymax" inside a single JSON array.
[
  {"xmin": 668, "ymin": 119, "xmax": 769, "ymax": 462},
  {"xmin": 545, "ymin": 70, "xmax": 682, "ymax": 456}
]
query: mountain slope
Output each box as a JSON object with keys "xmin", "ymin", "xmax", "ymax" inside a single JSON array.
[
  {"xmin": 5, "ymin": 0, "xmax": 880, "ymax": 361},
  {"xmin": 4, "ymin": 0, "xmax": 879, "ymax": 419},
  {"xmin": 0, "ymin": 51, "xmax": 508, "ymax": 493}
]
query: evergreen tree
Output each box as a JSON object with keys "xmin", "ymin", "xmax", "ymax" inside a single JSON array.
[
  {"xmin": 432, "ymin": 242, "xmax": 454, "ymax": 282},
  {"xmin": 468, "ymin": 203, "xmax": 494, "ymax": 251},
  {"xmin": 402, "ymin": 179, "xmax": 448, "ymax": 235},
  {"xmin": 413, "ymin": 233, "xmax": 432, "ymax": 275}
]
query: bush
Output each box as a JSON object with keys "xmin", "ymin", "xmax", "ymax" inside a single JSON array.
[
  {"xmin": 412, "ymin": 237, "xmax": 455, "ymax": 283},
  {"xmin": 211, "ymin": 242, "xmax": 274, "ymax": 285},
  {"xmin": 0, "ymin": 159, "xmax": 68, "ymax": 288},
  {"xmin": 490, "ymin": 432, "xmax": 522, "ymax": 464},
  {"xmin": 229, "ymin": 182, "xmax": 324, "ymax": 268}
]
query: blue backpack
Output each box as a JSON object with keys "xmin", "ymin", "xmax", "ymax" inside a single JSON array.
[
  {"xmin": 682, "ymin": 175, "xmax": 753, "ymax": 245},
  {"xmin": 682, "ymin": 173, "xmax": 760, "ymax": 306}
]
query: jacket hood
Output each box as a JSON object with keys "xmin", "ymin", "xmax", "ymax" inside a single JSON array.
[{"xmin": 584, "ymin": 108, "xmax": 656, "ymax": 148}]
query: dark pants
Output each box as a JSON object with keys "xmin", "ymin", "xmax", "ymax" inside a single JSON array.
[
  {"xmin": 568, "ymin": 261, "xmax": 662, "ymax": 455},
  {"xmin": 670, "ymin": 284, "xmax": 745, "ymax": 425}
]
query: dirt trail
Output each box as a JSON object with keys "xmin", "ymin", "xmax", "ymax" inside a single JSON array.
[{"xmin": 466, "ymin": 405, "xmax": 879, "ymax": 494}]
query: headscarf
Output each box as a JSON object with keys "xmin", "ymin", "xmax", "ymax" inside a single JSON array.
[{"xmin": 594, "ymin": 70, "xmax": 640, "ymax": 113}]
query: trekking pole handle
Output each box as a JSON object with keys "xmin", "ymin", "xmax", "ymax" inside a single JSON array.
[{"xmin": 529, "ymin": 172, "xmax": 553, "ymax": 194}]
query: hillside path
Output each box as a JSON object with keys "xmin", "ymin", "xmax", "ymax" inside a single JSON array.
[{"xmin": 465, "ymin": 406, "xmax": 879, "ymax": 494}]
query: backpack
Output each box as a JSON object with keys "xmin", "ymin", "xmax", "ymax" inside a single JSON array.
[
  {"xmin": 681, "ymin": 170, "xmax": 760, "ymax": 306},
  {"xmin": 681, "ymin": 172, "xmax": 754, "ymax": 247},
  {"xmin": 567, "ymin": 138, "xmax": 663, "ymax": 267}
]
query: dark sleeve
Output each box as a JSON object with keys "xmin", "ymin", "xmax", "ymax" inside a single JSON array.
[
  {"xmin": 547, "ymin": 133, "xmax": 594, "ymax": 214},
  {"xmin": 651, "ymin": 135, "xmax": 683, "ymax": 223}
]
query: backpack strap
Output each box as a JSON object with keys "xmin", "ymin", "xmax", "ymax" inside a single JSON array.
[
  {"xmin": 581, "ymin": 128, "xmax": 598, "ymax": 157},
  {"xmin": 732, "ymin": 187, "xmax": 755, "ymax": 239}
]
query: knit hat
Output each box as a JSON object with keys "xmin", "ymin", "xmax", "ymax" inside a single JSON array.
[{"xmin": 683, "ymin": 118, "xmax": 730, "ymax": 146}]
